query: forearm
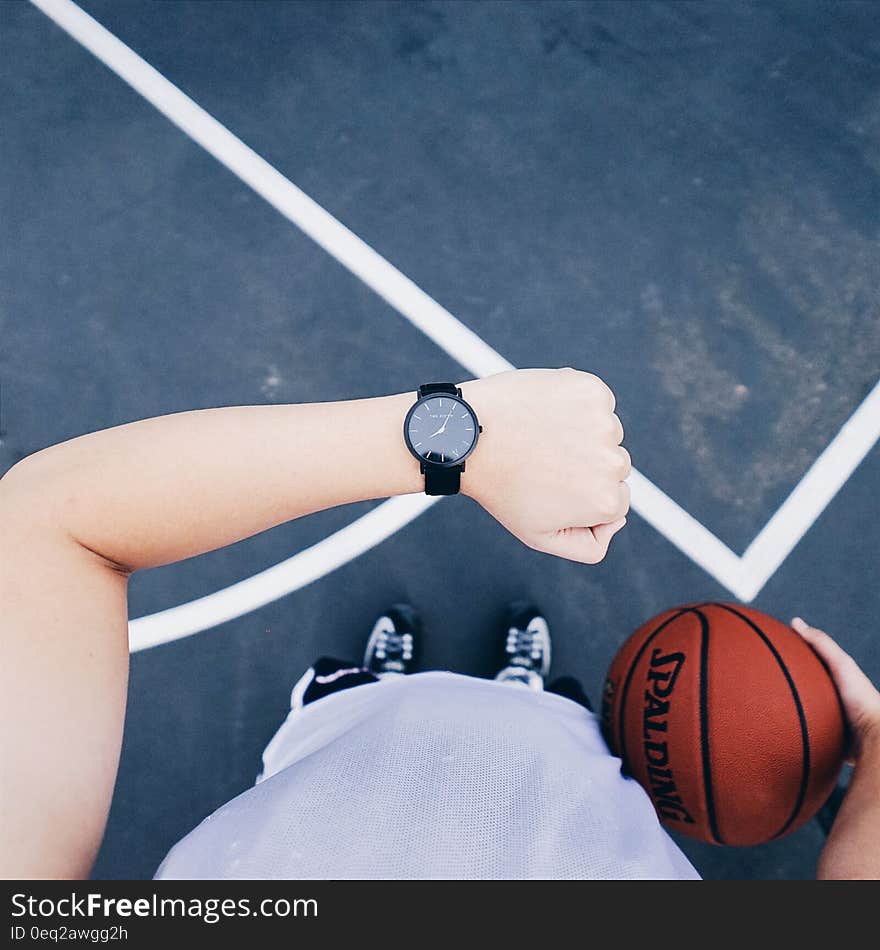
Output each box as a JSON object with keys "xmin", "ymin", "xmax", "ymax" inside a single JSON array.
[
  {"xmin": 2, "ymin": 391, "xmax": 427, "ymax": 876},
  {"xmin": 817, "ymin": 730, "xmax": 880, "ymax": 879},
  {"xmin": 6, "ymin": 392, "xmax": 422, "ymax": 573}
]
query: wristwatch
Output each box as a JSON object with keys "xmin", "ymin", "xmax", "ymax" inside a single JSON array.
[{"xmin": 404, "ymin": 383, "xmax": 482, "ymax": 495}]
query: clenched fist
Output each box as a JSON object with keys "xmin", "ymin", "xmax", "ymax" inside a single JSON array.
[{"xmin": 459, "ymin": 368, "xmax": 631, "ymax": 564}]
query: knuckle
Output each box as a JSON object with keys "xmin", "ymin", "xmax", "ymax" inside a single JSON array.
[
  {"xmin": 559, "ymin": 367, "xmax": 584, "ymax": 390},
  {"xmin": 586, "ymin": 375, "xmax": 616, "ymax": 409},
  {"xmin": 601, "ymin": 414, "xmax": 619, "ymax": 437},
  {"xmin": 598, "ymin": 493, "xmax": 619, "ymax": 519}
]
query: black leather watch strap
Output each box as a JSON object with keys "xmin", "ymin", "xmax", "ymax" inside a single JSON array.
[
  {"xmin": 419, "ymin": 382, "xmax": 460, "ymax": 398},
  {"xmin": 423, "ymin": 465, "xmax": 461, "ymax": 496}
]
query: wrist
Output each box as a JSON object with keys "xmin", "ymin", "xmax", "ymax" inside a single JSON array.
[
  {"xmin": 856, "ymin": 715, "xmax": 880, "ymax": 763},
  {"xmin": 456, "ymin": 379, "xmax": 493, "ymax": 500},
  {"xmin": 366, "ymin": 391, "xmax": 424, "ymax": 498},
  {"xmin": 400, "ymin": 381, "xmax": 486, "ymax": 497}
]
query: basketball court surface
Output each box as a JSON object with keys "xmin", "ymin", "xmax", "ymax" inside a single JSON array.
[{"xmin": 2, "ymin": 0, "xmax": 879, "ymax": 879}]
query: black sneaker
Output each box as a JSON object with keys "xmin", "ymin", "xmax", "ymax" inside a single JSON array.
[
  {"xmin": 363, "ymin": 603, "xmax": 421, "ymax": 675},
  {"xmin": 499, "ymin": 601, "xmax": 551, "ymax": 681}
]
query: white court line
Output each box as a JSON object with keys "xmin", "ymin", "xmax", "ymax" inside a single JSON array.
[
  {"xmin": 736, "ymin": 379, "xmax": 880, "ymax": 602},
  {"xmin": 30, "ymin": 0, "xmax": 880, "ymax": 646},
  {"xmin": 129, "ymin": 494, "xmax": 439, "ymax": 652},
  {"xmin": 29, "ymin": 0, "xmax": 511, "ymax": 378},
  {"xmin": 29, "ymin": 0, "xmax": 744, "ymax": 586},
  {"xmin": 625, "ymin": 469, "xmax": 743, "ymax": 591}
]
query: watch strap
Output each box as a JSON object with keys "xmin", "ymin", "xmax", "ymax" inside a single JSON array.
[
  {"xmin": 423, "ymin": 464, "xmax": 461, "ymax": 496},
  {"xmin": 418, "ymin": 382, "xmax": 461, "ymax": 398}
]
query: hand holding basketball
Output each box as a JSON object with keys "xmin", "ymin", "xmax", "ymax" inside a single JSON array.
[
  {"xmin": 460, "ymin": 368, "xmax": 631, "ymax": 565},
  {"xmin": 603, "ymin": 603, "xmax": 848, "ymax": 845},
  {"xmin": 791, "ymin": 618, "xmax": 880, "ymax": 761}
]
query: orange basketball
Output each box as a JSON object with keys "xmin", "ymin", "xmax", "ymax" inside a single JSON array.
[{"xmin": 601, "ymin": 603, "xmax": 846, "ymax": 846}]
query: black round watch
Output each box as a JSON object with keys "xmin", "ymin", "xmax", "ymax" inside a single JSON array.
[{"xmin": 404, "ymin": 383, "xmax": 482, "ymax": 495}]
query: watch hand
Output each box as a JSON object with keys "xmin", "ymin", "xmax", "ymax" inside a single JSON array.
[
  {"xmin": 437, "ymin": 410, "xmax": 455, "ymax": 436},
  {"xmin": 430, "ymin": 412, "xmax": 455, "ymax": 438}
]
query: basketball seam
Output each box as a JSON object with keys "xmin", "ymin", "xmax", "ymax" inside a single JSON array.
[
  {"xmin": 616, "ymin": 607, "xmax": 721, "ymax": 840},
  {"xmin": 697, "ymin": 608, "xmax": 724, "ymax": 845},
  {"xmin": 713, "ymin": 603, "xmax": 811, "ymax": 839}
]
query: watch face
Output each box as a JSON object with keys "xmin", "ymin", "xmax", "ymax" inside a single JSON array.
[{"xmin": 406, "ymin": 395, "xmax": 478, "ymax": 466}]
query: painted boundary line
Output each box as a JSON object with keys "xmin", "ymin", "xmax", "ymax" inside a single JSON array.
[
  {"xmin": 29, "ymin": 0, "xmax": 511, "ymax": 378},
  {"xmin": 737, "ymin": 378, "xmax": 880, "ymax": 600},
  {"xmin": 29, "ymin": 0, "xmax": 880, "ymax": 648},
  {"xmin": 129, "ymin": 494, "xmax": 439, "ymax": 652}
]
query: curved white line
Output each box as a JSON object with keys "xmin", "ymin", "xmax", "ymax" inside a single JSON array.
[{"xmin": 129, "ymin": 494, "xmax": 440, "ymax": 652}]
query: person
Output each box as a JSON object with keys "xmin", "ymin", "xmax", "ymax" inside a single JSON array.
[{"xmin": 1, "ymin": 368, "xmax": 877, "ymax": 879}]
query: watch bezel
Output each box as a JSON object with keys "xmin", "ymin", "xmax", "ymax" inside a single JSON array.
[{"xmin": 403, "ymin": 392, "xmax": 481, "ymax": 469}]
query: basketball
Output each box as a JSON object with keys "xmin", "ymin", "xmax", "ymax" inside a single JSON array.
[{"xmin": 601, "ymin": 603, "xmax": 846, "ymax": 846}]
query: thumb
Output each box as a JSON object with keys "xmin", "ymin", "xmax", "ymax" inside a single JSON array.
[{"xmin": 541, "ymin": 517, "xmax": 627, "ymax": 565}]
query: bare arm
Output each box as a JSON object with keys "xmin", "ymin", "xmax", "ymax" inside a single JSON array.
[
  {"xmin": 1, "ymin": 369, "xmax": 630, "ymax": 877},
  {"xmin": 0, "ymin": 392, "xmax": 415, "ymax": 877},
  {"xmin": 5, "ymin": 392, "xmax": 422, "ymax": 573},
  {"xmin": 818, "ymin": 732, "xmax": 880, "ymax": 880},
  {"xmin": 790, "ymin": 619, "xmax": 880, "ymax": 880}
]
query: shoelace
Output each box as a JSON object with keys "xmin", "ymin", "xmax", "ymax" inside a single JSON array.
[
  {"xmin": 374, "ymin": 630, "xmax": 414, "ymax": 662},
  {"xmin": 506, "ymin": 626, "xmax": 543, "ymax": 665}
]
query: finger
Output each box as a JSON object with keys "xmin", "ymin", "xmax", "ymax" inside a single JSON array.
[
  {"xmin": 591, "ymin": 517, "xmax": 627, "ymax": 552},
  {"xmin": 611, "ymin": 413, "xmax": 625, "ymax": 445},
  {"xmin": 614, "ymin": 479, "xmax": 631, "ymax": 519},
  {"xmin": 792, "ymin": 620, "xmax": 880, "ymax": 768},
  {"xmin": 589, "ymin": 375, "xmax": 616, "ymax": 413},
  {"xmin": 790, "ymin": 617, "xmax": 856, "ymax": 678},
  {"xmin": 616, "ymin": 445, "xmax": 631, "ymax": 479},
  {"xmin": 591, "ymin": 483, "xmax": 629, "ymax": 524},
  {"xmin": 542, "ymin": 517, "xmax": 627, "ymax": 565},
  {"xmin": 791, "ymin": 617, "xmax": 880, "ymax": 725}
]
